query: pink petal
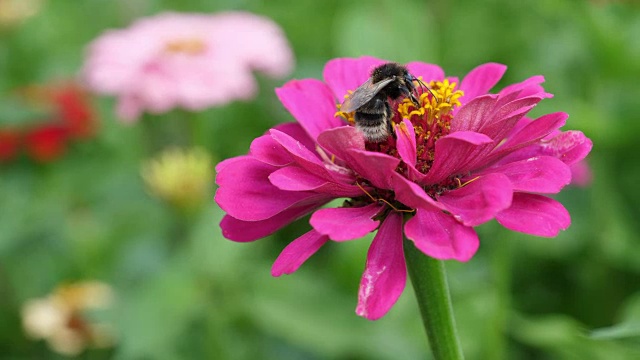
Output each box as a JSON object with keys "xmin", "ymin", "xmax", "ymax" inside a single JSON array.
[
  {"xmin": 496, "ymin": 130, "xmax": 593, "ymax": 168},
  {"xmin": 271, "ymin": 230, "xmax": 329, "ymax": 276},
  {"xmin": 490, "ymin": 112, "xmax": 568, "ymax": 162},
  {"xmin": 406, "ymin": 62, "xmax": 445, "ymax": 82},
  {"xmin": 347, "ymin": 149, "xmax": 400, "ymax": 189},
  {"xmin": 215, "ymin": 156, "xmax": 328, "ymax": 221},
  {"xmin": 481, "ymin": 98, "xmax": 540, "ymax": 141},
  {"xmin": 269, "ymin": 166, "xmax": 364, "ymax": 197},
  {"xmin": 541, "ymin": 130, "xmax": 593, "ymax": 166},
  {"xmin": 116, "ymin": 94, "xmax": 143, "ymax": 122},
  {"xmin": 497, "ymin": 75, "xmax": 552, "ymax": 106},
  {"xmin": 404, "ymin": 209, "xmax": 479, "ymax": 262},
  {"xmin": 310, "ymin": 204, "xmax": 383, "ymax": 241},
  {"xmin": 356, "ymin": 212, "xmax": 406, "ymax": 320},
  {"xmin": 391, "ymin": 172, "xmax": 443, "ymax": 211},
  {"xmin": 437, "ymin": 173, "xmax": 513, "ymax": 226},
  {"xmin": 478, "ymin": 156, "xmax": 571, "ymax": 194},
  {"xmin": 220, "ymin": 201, "xmax": 323, "ymax": 242},
  {"xmin": 496, "ymin": 193, "xmax": 570, "ymax": 237},
  {"xmin": 422, "ymin": 131, "xmax": 494, "ymax": 184},
  {"xmin": 395, "ymin": 119, "xmax": 417, "ymax": 167},
  {"xmin": 459, "ymin": 63, "xmax": 507, "ymax": 105},
  {"xmin": 269, "ymin": 129, "xmax": 327, "ymax": 174},
  {"xmin": 275, "ymin": 79, "xmax": 344, "ymax": 140},
  {"xmin": 323, "ymin": 56, "xmax": 387, "ymax": 100},
  {"xmin": 570, "ymin": 160, "xmax": 592, "ymax": 187},
  {"xmin": 451, "ymin": 95, "xmax": 497, "ymax": 133},
  {"xmin": 317, "ymin": 126, "xmax": 365, "ymax": 161},
  {"xmin": 318, "ymin": 127, "xmax": 399, "ymax": 189},
  {"xmin": 249, "ymin": 134, "xmax": 292, "ymax": 166},
  {"xmin": 272, "ymin": 122, "xmax": 317, "ymax": 153}
]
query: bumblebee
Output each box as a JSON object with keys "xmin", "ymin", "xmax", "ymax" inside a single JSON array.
[{"xmin": 340, "ymin": 63, "xmax": 426, "ymax": 142}]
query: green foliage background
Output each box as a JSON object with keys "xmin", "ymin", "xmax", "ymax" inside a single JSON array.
[{"xmin": 1, "ymin": 0, "xmax": 639, "ymax": 359}]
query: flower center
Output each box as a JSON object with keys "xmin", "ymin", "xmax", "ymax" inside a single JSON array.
[
  {"xmin": 164, "ymin": 38, "xmax": 207, "ymax": 55},
  {"xmin": 336, "ymin": 79, "xmax": 463, "ymax": 175}
]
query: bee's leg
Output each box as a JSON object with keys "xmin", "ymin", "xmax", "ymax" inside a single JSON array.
[{"xmin": 401, "ymin": 86, "xmax": 421, "ymax": 107}]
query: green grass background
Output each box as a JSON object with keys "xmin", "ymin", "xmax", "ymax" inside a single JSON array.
[{"xmin": 1, "ymin": 0, "xmax": 639, "ymax": 359}]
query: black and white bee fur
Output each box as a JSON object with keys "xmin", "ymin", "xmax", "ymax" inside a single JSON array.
[{"xmin": 340, "ymin": 63, "xmax": 424, "ymax": 142}]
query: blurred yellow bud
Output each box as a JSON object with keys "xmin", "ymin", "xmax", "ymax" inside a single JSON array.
[
  {"xmin": 0, "ymin": 0, "xmax": 42, "ymax": 28},
  {"xmin": 142, "ymin": 147, "xmax": 214, "ymax": 210}
]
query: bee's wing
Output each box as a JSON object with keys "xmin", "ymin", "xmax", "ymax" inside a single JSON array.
[{"xmin": 340, "ymin": 77, "xmax": 395, "ymax": 113}]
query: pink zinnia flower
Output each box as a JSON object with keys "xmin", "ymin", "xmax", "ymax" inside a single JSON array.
[
  {"xmin": 215, "ymin": 57, "xmax": 593, "ymax": 320},
  {"xmin": 83, "ymin": 11, "xmax": 294, "ymax": 122}
]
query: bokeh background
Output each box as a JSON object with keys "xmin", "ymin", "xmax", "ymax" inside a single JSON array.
[{"xmin": 1, "ymin": 0, "xmax": 639, "ymax": 359}]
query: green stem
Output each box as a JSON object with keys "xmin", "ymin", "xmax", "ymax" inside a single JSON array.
[{"xmin": 404, "ymin": 239, "xmax": 465, "ymax": 360}]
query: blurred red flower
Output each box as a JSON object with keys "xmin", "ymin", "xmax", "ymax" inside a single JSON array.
[
  {"xmin": 0, "ymin": 82, "xmax": 97, "ymax": 163},
  {"xmin": 23, "ymin": 123, "xmax": 68, "ymax": 162},
  {"xmin": 0, "ymin": 129, "xmax": 21, "ymax": 161},
  {"xmin": 52, "ymin": 84, "xmax": 96, "ymax": 139}
]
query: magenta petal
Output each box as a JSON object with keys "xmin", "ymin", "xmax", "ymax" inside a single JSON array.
[
  {"xmin": 317, "ymin": 126, "xmax": 365, "ymax": 160},
  {"xmin": 395, "ymin": 119, "xmax": 417, "ymax": 167},
  {"xmin": 451, "ymin": 95, "xmax": 497, "ymax": 133},
  {"xmin": 356, "ymin": 212, "xmax": 406, "ymax": 320},
  {"xmin": 478, "ymin": 156, "xmax": 571, "ymax": 194},
  {"xmin": 271, "ymin": 230, "xmax": 329, "ymax": 276},
  {"xmin": 310, "ymin": 204, "xmax": 383, "ymax": 241},
  {"xmin": 437, "ymin": 173, "xmax": 513, "ymax": 226},
  {"xmin": 249, "ymin": 134, "xmax": 292, "ymax": 166},
  {"xmin": 459, "ymin": 63, "xmax": 507, "ymax": 104},
  {"xmin": 269, "ymin": 166, "xmax": 363, "ymax": 197},
  {"xmin": 496, "ymin": 129, "xmax": 593, "ymax": 168},
  {"xmin": 541, "ymin": 130, "xmax": 593, "ymax": 166},
  {"xmin": 422, "ymin": 131, "xmax": 494, "ymax": 184},
  {"xmin": 481, "ymin": 98, "xmax": 541, "ymax": 141},
  {"xmin": 406, "ymin": 62, "xmax": 445, "ymax": 82},
  {"xmin": 496, "ymin": 193, "xmax": 570, "ymax": 237},
  {"xmin": 215, "ymin": 156, "xmax": 326, "ymax": 221},
  {"xmin": 498, "ymin": 75, "xmax": 552, "ymax": 105},
  {"xmin": 275, "ymin": 79, "xmax": 344, "ymax": 140},
  {"xmin": 570, "ymin": 160, "xmax": 592, "ymax": 187},
  {"xmin": 272, "ymin": 122, "xmax": 317, "ymax": 153},
  {"xmin": 220, "ymin": 201, "xmax": 322, "ymax": 242},
  {"xmin": 347, "ymin": 149, "xmax": 400, "ymax": 189},
  {"xmin": 319, "ymin": 127, "xmax": 398, "ymax": 189},
  {"xmin": 269, "ymin": 129, "xmax": 327, "ymax": 173},
  {"xmin": 405, "ymin": 209, "xmax": 479, "ymax": 262},
  {"xmin": 492, "ymin": 112, "xmax": 568, "ymax": 160},
  {"xmin": 391, "ymin": 172, "xmax": 443, "ymax": 211},
  {"xmin": 323, "ymin": 56, "xmax": 387, "ymax": 99}
]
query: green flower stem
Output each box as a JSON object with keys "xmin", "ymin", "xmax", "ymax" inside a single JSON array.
[{"xmin": 404, "ymin": 239, "xmax": 465, "ymax": 360}]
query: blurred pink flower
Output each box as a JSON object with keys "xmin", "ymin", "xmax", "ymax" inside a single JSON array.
[
  {"xmin": 83, "ymin": 12, "xmax": 294, "ymax": 122},
  {"xmin": 570, "ymin": 161, "xmax": 592, "ymax": 186},
  {"xmin": 215, "ymin": 57, "xmax": 593, "ymax": 320}
]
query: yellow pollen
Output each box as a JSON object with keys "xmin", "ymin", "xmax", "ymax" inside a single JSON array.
[
  {"xmin": 335, "ymin": 93, "xmax": 356, "ymax": 125},
  {"xmin": 397, "ymin": 79, "xmax": 463, "ymax": 121},
  {"xmin": 164, "ymin": 38, "xmax": 207, "ymax": 55}
]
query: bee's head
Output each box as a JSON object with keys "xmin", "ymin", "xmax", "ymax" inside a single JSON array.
[
  {"xmin": 403, "ymin": 73, "xmax": 421, "ymax": 107},
  {"xmin": 404, "ymin": 73, "xmax": 418, "ymax": 92}
]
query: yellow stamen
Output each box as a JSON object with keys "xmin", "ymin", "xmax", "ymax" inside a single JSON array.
[
  {"xmin": 164, "ymin": 38, "xmax": 206, "ymax": 55},
  {"xmin": 459, "ymin": 176, "xmax": 480, "ymax": 188},
  {"xmin": 397, "ymin": 79, "xmax": 464, "ymax": 121}
]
